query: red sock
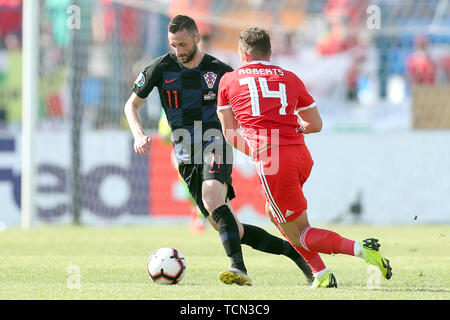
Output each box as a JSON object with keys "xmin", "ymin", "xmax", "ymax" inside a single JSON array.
[
  {"xmin": 292, "ymin": 244, "xmax": 327, "ymax": 274},
  {"xmin": 274, "ymin": 224, "xmax": 326, "ymax": 274},
  {"xmin": 301, "ymin": 227, "xmax": 355, "ymax": 256}
]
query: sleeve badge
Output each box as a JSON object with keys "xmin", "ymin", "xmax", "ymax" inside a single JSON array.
[{"xmin": 135, "ymin": 73, "xmax": 146, "ymax": 87}]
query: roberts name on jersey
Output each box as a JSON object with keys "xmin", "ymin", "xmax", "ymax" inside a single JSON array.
[{"xmin": 238, "ymin": 67, "xmax": 285, "ymax": 76}]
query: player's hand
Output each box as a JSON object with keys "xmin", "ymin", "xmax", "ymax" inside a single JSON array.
[{"xmin": 134, "ymin": 135, "xmax": 152, "ymax": 156}]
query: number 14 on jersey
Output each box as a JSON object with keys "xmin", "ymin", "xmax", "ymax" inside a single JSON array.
[{"xmin": 239, "ymin": 77, "xmax": 288, "ymax": 116}]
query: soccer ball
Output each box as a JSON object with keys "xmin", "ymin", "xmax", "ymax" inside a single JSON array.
[{"xmin": 147, "ymin": 247, "xmax": 186, "ymax": 285}]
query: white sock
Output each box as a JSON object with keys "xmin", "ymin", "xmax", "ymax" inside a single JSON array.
[
  {"xmin": 354, "ymin": 242, "xmax": 364, "ymax": 258},
  {"xmin": 313, "ymin": 268, "xmax": 328, "ymax": 279}
]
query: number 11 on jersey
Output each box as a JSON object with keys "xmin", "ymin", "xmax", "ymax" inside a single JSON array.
[{"xmin": 239, "ymin": 77, "xmax": 288, "ymax": 116}]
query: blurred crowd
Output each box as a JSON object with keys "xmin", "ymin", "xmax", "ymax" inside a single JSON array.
[{"xmin": 0, "ymin": 0, "xmax": 449, "ymax": 129}]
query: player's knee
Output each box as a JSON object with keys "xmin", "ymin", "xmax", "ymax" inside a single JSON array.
[
  {"xmin": 290, "ymin": 237, "xmax": 302, "ymax": 248},
  {"xmin": 293, "ymin": 223, "xmax": 312, "ymax": 248},
  {"xmin": 202, "ymin": 183, "xmax": 227, "ymax": 214},
  {"xmin": 202, "ymin": 194, "xmax": 223, "ymax": 214}
]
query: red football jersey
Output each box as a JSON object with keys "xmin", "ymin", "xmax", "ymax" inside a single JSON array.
[{"xmin": 218, "ymin": 61, "xmax": 316, "ymax": 154}]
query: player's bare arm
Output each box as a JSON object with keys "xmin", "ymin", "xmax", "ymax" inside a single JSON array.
[
  {"xmin": 217, "ymin": 108, "xmax": 251, "ymax": 157},
  {"xmin": 124, "ymin": 92, "xmax": 152, "ymax": 156},
  {"xmin": 297, "ymin": 106, "xmax": 323, "ymax": 134}
]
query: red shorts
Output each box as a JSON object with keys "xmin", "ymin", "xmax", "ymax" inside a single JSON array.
[{"xmin": 255, "ymin": 144, "xmax": 314, "ymax": 224}]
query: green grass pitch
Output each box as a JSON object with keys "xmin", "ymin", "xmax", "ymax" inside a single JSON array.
[{"xmin": 0, "ymin": 224, "xmax": 449, "ymax": 300}]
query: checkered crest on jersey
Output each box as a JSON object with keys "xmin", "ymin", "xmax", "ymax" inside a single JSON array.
[{"xmin": 204, "ymin": 72, "xmax": 218, "ymax": 89}]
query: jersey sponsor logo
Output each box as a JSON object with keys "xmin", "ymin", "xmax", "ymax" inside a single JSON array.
[
  {"xmin": 203, "ymin": 72, "xmax": 218, "ymax": 89},
  {"xmin": 135, "ymin": 73, "xmax": 145, "ymax": 87},
  {"xmin": 203, "ymin": 90, "xmax": 216, "ymax": 101},
  {"xmin": 164, "ymin": 78, "xmax": 177, "ymax": 84}
]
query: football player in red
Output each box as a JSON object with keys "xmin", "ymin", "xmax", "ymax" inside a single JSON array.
[{"xmin": 217, "ymin": 27, "xmax": 392, "ymax": 288}]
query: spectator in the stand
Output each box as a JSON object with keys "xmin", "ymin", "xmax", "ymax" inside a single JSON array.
[
  {"xmin": 346, "ymin": 52, "xmax": 365, "ymax": 101},
  {"xmin": 439, "ymin": 52, "xmax": 450, "ymax": 84},
  {"xmin": 44, "ymin": 0, "xmax": 72, "ymax": 48},
  {"xmin": 316, "ymin": 0, "xmax": 366, "ymax": 55},
  {"xmin": 0, "ymin": 32, "xmax": 22, "ymax": 124},
  {"xmin": 169, "ymin": 0, "xmax": 212, "ymax": 36},
  {"xmin": 405, "ymin": 34, "xmax": 436, "ymax": 85},
  {"xmin": 0, "ymin": 0, "xmax": 22, "ymax": 41},
  {"xmin": 0, "ymin": 0, "xmax": 22, "ymax": 124}
]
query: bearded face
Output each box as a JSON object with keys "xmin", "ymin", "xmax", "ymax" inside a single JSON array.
[{"xmin": 168, "ymin": 29, "xmax": 199, "ymax": 65}]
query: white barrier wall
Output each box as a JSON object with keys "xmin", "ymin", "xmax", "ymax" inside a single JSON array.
[
  {"xmin": 0, "ymin": 130, "xmax": 449, "ymax": 227},
  {"xmin": 304, "ymin": 130, "xmax": 450, "ymax": 225}
]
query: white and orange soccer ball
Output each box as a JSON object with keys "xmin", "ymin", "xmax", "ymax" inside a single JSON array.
[{"xmin": 147, "ymin": 247, "xmax": 186, "ymax": 285}]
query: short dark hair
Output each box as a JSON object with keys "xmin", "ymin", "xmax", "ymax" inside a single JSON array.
[
  {"xmin": 239, "ymin": 27, "xmax": 271, "ymax": 57},
  {"xmin": 168, "ymin": 15, "xmax": 199, "ymax": 35}
]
